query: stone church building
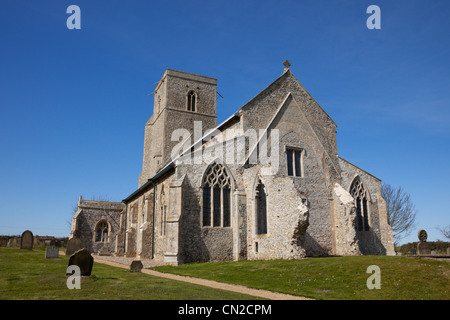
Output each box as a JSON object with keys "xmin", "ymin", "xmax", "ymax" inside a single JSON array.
[{"xmin": 70, "ymin": 62, "xmax": 395, "ymax": 264}]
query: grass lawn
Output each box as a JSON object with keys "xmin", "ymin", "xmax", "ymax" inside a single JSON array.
[
  {"xmin": 153, "ymin": 255, "xmax": 450, "ymax": 300},
  {"xmin": 0, "ymin": 247, "xmax": 262, "ymax": 300}
]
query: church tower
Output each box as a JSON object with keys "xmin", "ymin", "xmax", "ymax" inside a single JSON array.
[{"xmin": 139, "ymin": 69, "xmax": 218, "ymax": 187}]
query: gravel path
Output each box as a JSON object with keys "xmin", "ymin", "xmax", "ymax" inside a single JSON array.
[{"xmin": 92, "ymin": 254, "xmax": 312, "ymax": 300}]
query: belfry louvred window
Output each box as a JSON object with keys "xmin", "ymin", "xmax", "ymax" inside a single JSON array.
[
  {"xmin": 202, "ymin": 163, "xmax": 231, "ymax": 227},
  {"xmin": 187, "ymin": 90, "xmax": 196, "ymax": 112},
  {"xmin": 349, "ymin": 177, "xmax": 370, "ymax": 231}
]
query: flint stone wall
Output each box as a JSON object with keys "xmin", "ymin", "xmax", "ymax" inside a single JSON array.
[{"xmin": 72, "ymin": 200, "xmax": 125, "ymax": 255}]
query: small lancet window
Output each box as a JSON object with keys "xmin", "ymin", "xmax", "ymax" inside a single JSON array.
[
  {"xmin": 255, "ymin": 179, "xmax": 267, "ymax": 235},
  {"xmin": 187, "ymin": 90, "xmax": 196, "ymax": 112},
  {"xmin": 286, "ymin": 147, "xmax": 303, "ymax": 177}
]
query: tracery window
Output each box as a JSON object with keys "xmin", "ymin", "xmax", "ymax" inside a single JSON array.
[
  {"xmin": 350, "ymin": 177, "xmax": 370, "ymax": 231},
  {"xmin": 187, "ymin": 90, "xmax": 196, "ymax": 112},
  {"xmin": 255, "ymin": 179, "xmax": 267, "ymax": 235},
  {"xmin": 95, "ymin": 220, "xmax": 109, "ymax": 242},
  {"xmin": 202, "ymin": 163, "xmax": 231, "ymax": 227}
]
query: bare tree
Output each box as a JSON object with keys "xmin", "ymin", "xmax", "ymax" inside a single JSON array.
[
  {"xmin": 437, "ymin": 225, "xmax": 450, "ymax": 240},
  {"xmin": 382, "ymin": 183, "xmax": 417, "ymax": 245}
]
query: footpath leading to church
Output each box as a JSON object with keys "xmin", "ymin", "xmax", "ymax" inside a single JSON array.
[{"xmin": 92, "ymin": 254, "xmax": 312, "ymax": 300}]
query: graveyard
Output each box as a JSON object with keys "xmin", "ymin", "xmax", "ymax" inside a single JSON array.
[
  {"xmin": 0, "ymin": 244, "xmax": 448, "ymax": 300},
  {"xmin": 0, "ymin": 246, "xmax": 260, "ymax": 300}
]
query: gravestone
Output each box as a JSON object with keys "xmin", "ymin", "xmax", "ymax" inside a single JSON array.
[
  {"xmin": 67, "ymin": 248, "xmax": 94, "ymax": 276},
  {"xmin": 20, "ymin": 230, "xmax": 34, "ymax": 250},
  {"xmin": 45, "ymin": 246, "xmax": 59, "ymax": 259},
  {"xmin": 8, "ymin": 236, "xmax": 20, "ymax": 247},
  {"xmin": 66, "ymin": 238, "xmax": 83, "ymax": 256},
  {"xmin": 0, "ymin": 236, "xmax": 8, "ymax": 247},
  {"xmin": 130, "ymin": 260, "xmax": 143, "ymax": 273},
  {"xmin": 417, "ymin": 229, "xmax": 431, "ymax": 255},
  {"xmin": 98, "ymin": 245, "xmax": 110, "ymax": 256}
]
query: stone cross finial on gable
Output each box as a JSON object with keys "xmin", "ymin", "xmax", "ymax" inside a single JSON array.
[{"xmin": 283, "ymin": 60, "xmax": 291, "ymax": 72}]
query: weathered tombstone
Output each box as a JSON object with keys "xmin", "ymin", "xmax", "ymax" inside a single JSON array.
[
  {"xmin": 66, "ymin": 237, "xmax": 83, "ymax": 256},
  {"xmin": 130, "ymin": 260, "xmax": 143, "ymax": 273},
  {"xmin": 98, "ymin": 245, "xmax": 110, "ymax": 256},
  {"xmin": 8, "ymin": 236, "xmax": 20, "ymax": 247},
  {"xmin": 20, "ymin": 230, "xmax": 34, "ymax": 250},
  {"xmin": 67, "ymin": 248, "xmax": 94, "ymax": 276},
  {"xmin": 431, "ymin": 250, "xmax": 436, "ymax": 255},
  {"xmin": 0, "ymin": 236, "xmax": 8, "ymax": 247},
  {"xmin": 417, "ymin": 229, "xmax": 431, "ymax": 255},
  {"xmin": 33, "ymin": 236, "xmax": 39, "ymax": 249},
  {"xmin": 45, "ymin": 246, "xmax": 59, "ymax": 259}
]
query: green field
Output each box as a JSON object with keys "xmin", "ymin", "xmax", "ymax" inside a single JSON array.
[
  {"xmin": 0, "ymin": 247, "xmax": 261, "ymax": 300},
  {"xmin": 2, "ymin": 247, "xmax": 449, "ymax": 300},
  {"xmin": 153, "ymin": 255, "xmax": 450, "ymax": 300}
]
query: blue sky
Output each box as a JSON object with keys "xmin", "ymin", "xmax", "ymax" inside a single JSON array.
[{"xmin": 0, "ymin": 0, "xmax": 449, "ymax": 245}]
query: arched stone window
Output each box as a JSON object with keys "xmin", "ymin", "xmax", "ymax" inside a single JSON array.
[
  {"xmin": 202, "ymin": 163, "xmax": 231, "ymax": 227},
  {"xmin": 350, "ymin": 177, "xmax": 370, "ymax": 231},
  {"xmin": 187, "ymin": 90, "xmax": 196, "ymax": 112},
  {"xmin": 95, "ymin": 220, "xmax": 109, "ymax": 242},
  {"xmin": 255, "ymin": 179, "xmax": 267, "ymax": 234}
]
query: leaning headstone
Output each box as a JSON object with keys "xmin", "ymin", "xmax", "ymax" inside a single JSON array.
[
  {"xmin": 417, "ymin": 229, "xmax": 431, "ymax": 255},
  {"xmin": 67, "ymin": 248, "xmax": 94, "ymax": 276},
  {"xmin": 45, "ymin": 246, "xmax": 59, "ymax": 259},
  {"xmin": 130, "ymin": 260, "xmax": 143, "ymax": 273},
  {"xmin": 66, "ymin": 238, "xmax": 83, "ymax": 256},
  {"xmin": 20, "ymin": 230, "xmax": 34, "ymax": 250}
]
